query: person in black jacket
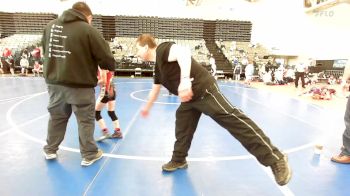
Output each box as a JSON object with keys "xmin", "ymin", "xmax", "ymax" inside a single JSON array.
[
  {"xmin": 135, "ymin": 34, "xmax": 291, "ymax": 186},
  {"xmin": 41, "ymin": 2, "xmax": 115, "ymax": 166}
]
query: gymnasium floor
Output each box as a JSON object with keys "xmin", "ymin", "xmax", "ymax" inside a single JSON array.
[{"xmin": 0, "ymin": 76, "xmax": 348, "ymax": 196}]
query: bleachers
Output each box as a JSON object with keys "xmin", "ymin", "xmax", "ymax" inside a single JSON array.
[
  {"xmin": 111, "ymin": 37, "xmax": 210, "ymax": 76},
  {"xmin": 0, "ymin": 12, "xmax": 57, "ymax": 38},
  {"xmin": 215, "ymin": 20, "xmax": 252, "ymax": 42},
  {"xmin": 0, "ymin": 34, "xmax": 42, "ymax": 56},
  {"xmin": 0, "ymin": 12, "xmax": 264, "ymax": 78},
  {"xmin": 0, "ymin": 12, "xmax": 16, "ymax": 38},
  {"xmin": 324, "ymin": 70, "xmax": 344, "ymax": 78},
  {"xmin": 219, "ymin": 41, "xmax": 270, "ymax": 64}
]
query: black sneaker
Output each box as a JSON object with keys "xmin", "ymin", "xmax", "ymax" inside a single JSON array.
[
  {"xmin": 270, "ymin": 154, "xmax": 292, "ymax": 186},
  {"xmin": 162, "ymin": 160, "xmax": 188, "ymax": 172}
]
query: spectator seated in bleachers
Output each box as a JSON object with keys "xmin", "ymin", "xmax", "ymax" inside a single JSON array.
[
  {"xmin": 304, "ymin": 74, "xmax": 313, "ymax": 86},
  {"xmin": 317, "ymin": 71, "xmax": 327, "ymax": 79},
  {"xmin": 32, "ymin": 60, "xmax": 42, "ymax": 77},
  {"xmin": 307, "ymin": 73, "xmax": 319, "ymax": 85},
  {"xmin": 3, "ymin": 48, "xmax": 15, "ymax": 76},
  {"xmin": 113, "ymin": 44, "xmax": 123, "ymax": 51},
  {"xmin": 194, "ymin": 43, "xmax": 203, "ymax": 50},
  {"xmin": 22, "ymin": 48, "xmax": 29, "ymax": 59},
  {"xmin": 263, "ymin": 70, "xmax": 275, "ymax": 85},
  {"xmin": 327, "ymin": 75, "xmax": 337, "ymax": 85},
  {"xmin": 112, "ymin": 37, "xmax": 123, "ymax": 51},
  {"xmin": 275, "ymin": 64, "xmax": 286, "ymax": 85},
  {"xmin": 229, "ymin": 41, "xmax": 237, "ymax": 52},
  {"xmin": 219, "ymin": 39, "xmax": 225, "ymax": 50},
  {"xmin": 337, "ymin": 76, "xmax": 343, "ymax": 85},
  {"xmin": 31, "ymin": 46, "xmax": 41, "ymax": 60},
  {"xmin": 2, "ymin": 55, "xmax": 15, "ymax": 76},
  {"xmin": 19, "ymin": 55, "xmax": 30, "ymax": 76}
]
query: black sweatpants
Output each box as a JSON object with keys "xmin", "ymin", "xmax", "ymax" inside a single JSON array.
[
  {"xmin": 295, "ymin": 72, "xmax": 305, "ymax": 88},
  {"xmin": 172, "ymin": 83, "xmax": 283, "ymax": 166}
]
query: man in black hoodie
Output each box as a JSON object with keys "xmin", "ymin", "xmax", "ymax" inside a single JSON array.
[{"xmin": 41, "ymin": 2, "xmax": 115, "ymax": 166}]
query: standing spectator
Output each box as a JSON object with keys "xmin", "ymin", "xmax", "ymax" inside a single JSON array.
[
  {"xmin": 294, "ymin": 62, "xmax": 308, "ymax": 89},
  {"xmin": 331, "ymin": 64, "xmax": 350, "ymax": 163},
  {"xmin": 232, "ymin": 55, "xmax": 239, "ymax": 67},
  {"xmin": 241, "ymin": 55, "xmax": 248, "ymax": 67},
  {"xmin": 135, "ymin": 34, "xmax": 292, "ymax": 186},
  {"xmin": 244, "ymin": 60, "xmax": 254, "ymax": 85},
  {"xmin": 233, "ymin": 63, "xmax": 242, "ymax": 81},
  {"xmin": 41, "ymin": 2, "xmax": 115, "ymax": 166}
]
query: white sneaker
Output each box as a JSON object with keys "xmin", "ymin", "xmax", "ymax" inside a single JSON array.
[
  {"xmin": 44, "ymin": 151, "xmax": 57, "ymax": 160},
  {"xmin": 81, "ymin": 149, "xmax": 103, "ymax": 166},
  {"xmin": 96, "ymin": 133, "xmax": 111, "ymax": 142}
]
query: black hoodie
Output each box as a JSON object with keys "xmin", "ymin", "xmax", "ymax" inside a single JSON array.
[{"xmin": 42, "ymin": 9, "xmax": 115, "ymax": 88}]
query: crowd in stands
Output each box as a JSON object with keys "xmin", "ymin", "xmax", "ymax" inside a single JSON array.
[
  {"xmin": 1, "ymin": 34, "xmax": 347, "ymax": 101},
  {"xmin": 0, "ymin": 34, "xmax": 43, "ymax": 76}
]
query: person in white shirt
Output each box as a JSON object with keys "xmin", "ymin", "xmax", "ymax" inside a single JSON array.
[
  {"xmin": 244, "ymin": 60, "xmax": 254, "ymax": 85},
  {"xmin": 20, "ymin": 56, "xmax": 29, "ymax": 76},
  {"xmin": 294, "ymin": 62, "xmax": 307, "ymax": 88}
]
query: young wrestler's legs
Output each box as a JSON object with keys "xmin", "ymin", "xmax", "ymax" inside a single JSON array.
[
  {"xmin": 107, "ymin": 100, "xmax": 122, "ymax": 138},
  {"xmin": 95, "ymin": 95, "xmax": 110, "ymax": 140}
]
